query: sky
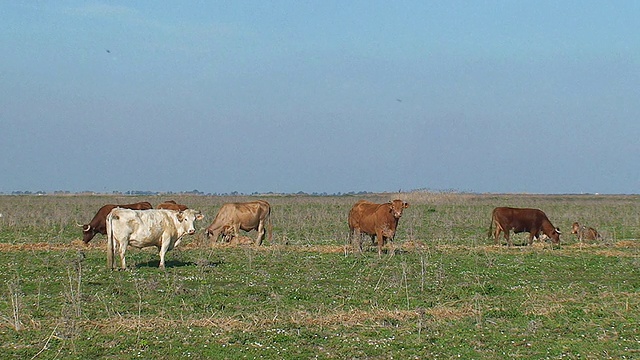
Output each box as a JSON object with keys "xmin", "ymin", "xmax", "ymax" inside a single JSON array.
[{"xmin": 1, "ymin": 1, "xmax": 639, "ymax": 194}]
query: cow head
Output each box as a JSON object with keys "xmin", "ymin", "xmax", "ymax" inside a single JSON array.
[
  {"xmin": 571, "ymin": 222, "xmax": 580, "ymax": 234},
  {"xmin": 388, "ymin": 199, "xmax": 409, "ymax": 219},
  {"xmin": 81, "ymin": 224, "xmax": 96, "ymax": 243},
  {"xmin": 176, "ymin": 210, "xmax": 204, "ymax": 235},
  {"xmin": 220, "ymin": 225, "xmax": 235, "ymax": 242},
  {"xmin": 548, "ymin": 227, "xmax": 561, "ymax": 244}
]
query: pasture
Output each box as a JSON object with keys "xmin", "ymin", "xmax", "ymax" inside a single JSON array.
[{"xmin": 0, "ymin": 193, "xmax": 639, "ymax": 358}]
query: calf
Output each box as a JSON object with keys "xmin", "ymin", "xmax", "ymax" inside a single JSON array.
[
  {"xmin": 106, "ymin": 209, "xmax": 204, "ymax": 270},
  {"xmin": 571, "ymin": 222, "xmax": 602, "ymax": 242}
]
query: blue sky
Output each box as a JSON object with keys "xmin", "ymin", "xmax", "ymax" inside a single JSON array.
[{"xmin": 1, "ymin": 1, "xmax": 638, "ymax": 194}]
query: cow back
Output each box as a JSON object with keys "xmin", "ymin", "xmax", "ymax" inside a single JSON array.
[
  {"xmin": 125, "ymin": 202, "xmax": 153, "ymax": 210},
  {"xmin": 157, "ymin": 202, "xmax": 189, "ymax": 211}
]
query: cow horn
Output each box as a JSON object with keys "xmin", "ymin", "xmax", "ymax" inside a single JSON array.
[
  {"xmin": 83, "ymin": 224, "xmax": 91, "ymax": 232},
  {"xmin": 76, "ymin": 222, "xmax": 83, "ymax": 227}
]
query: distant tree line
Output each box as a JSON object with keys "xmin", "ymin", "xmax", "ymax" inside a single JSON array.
[{"xmin": 3, "ymin": 189, "xmax": 376, "ymax": 196}]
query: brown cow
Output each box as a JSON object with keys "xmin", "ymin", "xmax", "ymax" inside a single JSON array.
[
  {"xmin": 157, "ymin": 200, "xmax": 188, "ymax": 211},
  {"xmin": 571, "ymin": 222, "xmax": 601, "ymax": 242},
  {"xmin": 80, "ymin": 202, "xmax": 153, "ymax": 243},
  {"xmin": 488, "ymin": 207, "xmax": 561, "ymax": 246},
  {"xmin": 204, "ymin": 200, "xmax": 272, "ymax": 245},
  {"xmin": 348, "ymin": 199, "xmax": 409, "ymax": 256}
]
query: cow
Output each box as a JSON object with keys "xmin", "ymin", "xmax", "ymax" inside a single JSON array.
[
  {"xmin": 80, "ymin": 202, "xmax": 153, "ymax": 243},
  {"xmin": 106, "ymin": 208, "xmax": 204, "ymax": 270},
  {"xmin": 204, "ymin": 200, "xmax": 272, "ymax": 246},
  {"xmin": 348, "ymin": 199, "xmax": 409, "ymax": 256},
  {"xmin": 488, "ymin": 207, "xmax": 561, "ymax": 246},
  {"xmin": 571, "ymin": 222, "xmax": 602, "ymax": 242},
  {"xmin": 156, "ymin": 200, "xmax": 188, "ymax": 211}
]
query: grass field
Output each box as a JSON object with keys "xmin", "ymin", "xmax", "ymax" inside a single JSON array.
[{"xmin": 0, "ymin": 193, "xmax": 639, "ymax": 358}]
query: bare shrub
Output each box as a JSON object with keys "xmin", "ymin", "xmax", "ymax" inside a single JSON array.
[{"xmin": 2, "ymin": 277, "xmax": 24, "ymax": 331}]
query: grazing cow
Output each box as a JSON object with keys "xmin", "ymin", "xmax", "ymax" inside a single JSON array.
[
  {"xmin": 156, "ymin": 200, "xmax": 189, "ymax": 211},
  {"xmin": 488, "ymin": 207, "xmax": 561, "ymax": 246},
  {"xmin": 106, "ymin": 208, "xmax": 204, "ymax": 270},
  {"xmin": 80, "ymin": 202, "xmax": 153, "ymax": 243},
  {"xmin": 571, "ymin": 222, "xmax": 602, "ymax": 242},
  {"xmin": 204, "ymin": 200, "xmax": 272, "ymax": 246},
  {"xmin": 348, "ymin": 199, "xmax": 409, "ymax": 256}
]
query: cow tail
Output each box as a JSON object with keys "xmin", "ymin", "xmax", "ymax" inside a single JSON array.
[
  {"xmin": 106, "ymin": 213, "xmax": 114, "ymax": 270},
  {"xmin": 487, "ymin": 212, "xmax": 494, "ymax": 239},
  {"xmin": 266, "ymin": 208, "xmax": 273, "ymax": 244}
]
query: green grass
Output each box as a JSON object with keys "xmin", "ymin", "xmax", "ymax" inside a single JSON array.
[{"xmin": 0, "ymin": 193, "xmax": 639, "ymax": 358}]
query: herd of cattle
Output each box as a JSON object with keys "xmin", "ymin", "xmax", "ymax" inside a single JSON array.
[{"xmin": 79, "ymin": 199, "xmax": 602, "ymax": 270}]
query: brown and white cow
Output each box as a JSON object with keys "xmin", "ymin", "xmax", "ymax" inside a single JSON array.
[
  {"xmin": 106, "ymin": 208, "xmax": 204, "ymax": 270},
  {"xmin": 156, "ymin": 200, "xmax": 189, "ymax": 211},
  {"xmin": 488, "ymin": 207, "xmax": 561, "ymax": 246},
  {"xmin": 80, "ymin": 202, "xmax": 153, "ymax": 243},
  {"xmin": 571, "ymin": 222, "xmax": 601, "ymax": 242},
  {"xmin": 348, "ymin": 199, "xmax": 409, "ymax": 256},
  {"xmin": 204, "ymin": 200, "xmax": 272, "ymax": 246}
]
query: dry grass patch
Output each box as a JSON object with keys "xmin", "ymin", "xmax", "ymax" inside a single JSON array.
[
  {"xmin": 82, "ymin": 306, "xmax": 476, "ymax": 336},
  {"xmin": 522, "ymin": 293, "xmax": 565, "ymax": 317}
]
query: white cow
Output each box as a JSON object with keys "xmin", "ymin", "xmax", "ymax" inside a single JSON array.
[{"xmin": 106, "ymin": 209, "xmax": 204, "ymax": 270}]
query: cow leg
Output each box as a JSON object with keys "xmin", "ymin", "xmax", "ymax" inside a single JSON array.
[
  {"xmin": 158, "ymin": 249, "xmax": 166, "ymax": 270},
  {"xmin": 158, "ymin": 236, "xmax": 171, "ymax": 270},
  {"xmin": 118, "ymin": 241, "xmax": 128, "ymax": 270},
  {"xmin": 504, "ymin": 230, "xmax": 512, "ymax": 247},
  {"xmin": 348, "ymin": 228, "xmax": 355, "ymax": 248},
  {"xmin": 352, "ymin": 229, "xmax": 363, "ymax": 253},
  {"xmin": 375, "ymin": 230, "xmax": 384, "ymax": 257},
  {"xmin": 256, "ymin": 221, "xmax": 265, "ymax": 246},
  {"xmin": 493, "ymin": 223, "xmax": 502, "ymax": 245}
]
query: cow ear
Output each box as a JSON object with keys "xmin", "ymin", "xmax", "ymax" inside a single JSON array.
[
  {"xmin": 403, "ymin": 202, "xmax": 409, "ymax": 208},
  {"xmin": 556, "ymin": 227, "xmax": 561, "ymax": 234},
  {"xmin": 176, "ymin": 211, "xmax": 185, "ymax": 222},
  {"xmin": 196, "ymin": 214, "xmax": 204, "ymax": 221}
]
